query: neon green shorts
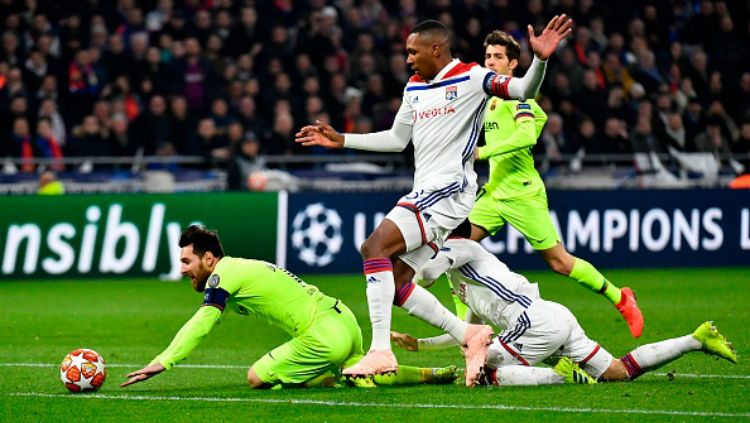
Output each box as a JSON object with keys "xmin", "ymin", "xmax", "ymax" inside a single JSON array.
[
  {"xmin": 469, "ymin": 187, "xmax": 560, "ymax": 251},
  {"xmin": 252, "ymin": 301, "xmax": 364, "ymax": 385}
]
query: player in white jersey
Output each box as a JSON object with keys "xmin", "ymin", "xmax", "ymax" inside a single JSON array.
[
  {"xmin": 295, "ymin": 17, "xmax": 573, "ymax": 385},
  {"xmin": 391, "ymin": 221, "xmax": 738, "ymax": 386}
]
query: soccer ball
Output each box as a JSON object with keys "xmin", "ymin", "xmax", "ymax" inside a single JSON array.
[
  {"xmin": 59, "ymin": 349, "xmax": 106, "ymax": 393},
  {"xmin": 247, "ymin": 171, "xmax": 268, "ymax": 191}
]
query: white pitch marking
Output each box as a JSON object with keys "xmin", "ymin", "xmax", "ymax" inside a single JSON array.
[
  {"xmin": 4, "ymin": 363, "xmax": 748, "ymax": 380},
  {"xmin": 0, "ymin": 363, "xmax": 247, "ymax": 369},
  {"xmin": 8, "ymin": 392, "xmax": 750, "ymax": 418}
]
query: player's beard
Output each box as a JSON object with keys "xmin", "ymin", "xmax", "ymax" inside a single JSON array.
[{"xmin": 191, "ymin": 267, "xmax": 211, "ymax": 292}]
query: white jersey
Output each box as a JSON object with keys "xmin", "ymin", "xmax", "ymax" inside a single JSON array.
[
  {"xmin": 395, "ymin": 60, "xmax": 510, "ymax": 193},
  {"xmin": 431, "ymin": 238, "xmax": 540, "ymax": 329}
]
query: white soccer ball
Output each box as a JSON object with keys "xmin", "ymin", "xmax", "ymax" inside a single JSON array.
[
  {"xmin": 60, "ymin": 348, "xmax": 107, "ymax": 393},
  {"xmin": 291, "ymin": 203, "xmax": 343, "ymax": 267}
]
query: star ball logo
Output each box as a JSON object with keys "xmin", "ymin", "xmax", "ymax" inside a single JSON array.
[{"xmin": 291, "ymin": 203, "xmax": 343, "ymax": 267}]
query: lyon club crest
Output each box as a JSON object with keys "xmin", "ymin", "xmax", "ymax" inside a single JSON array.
[{"xmin": 445, "ymin": 85, "xmax": 458, "ymax": 101}]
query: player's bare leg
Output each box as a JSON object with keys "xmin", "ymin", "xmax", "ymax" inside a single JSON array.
[
  {"xmin": 247, "ymin": 367, "xmax": 273, "ymax": 389},
  {"xmin": 600, "ymin": 321, "xmax": 737, "ymax": 381},
  {"xmin": 393, "ymin": 257, "xmax": 492, "ymax": 387},
  {"xmin": 344, "ymin": 220, "xmax": 405, "ymax": 377},
  {"xmin": 469, "ymin": 223, "xmax": 489, "ymax": 242}
]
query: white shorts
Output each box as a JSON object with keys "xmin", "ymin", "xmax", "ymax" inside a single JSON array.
[
  {"xmin": 386, "ymin": 185, "xmax": 474, "ymax": 272},
  {"xmin": 486, "ymin": 300, "xmax": 614, "ymax": 378}
]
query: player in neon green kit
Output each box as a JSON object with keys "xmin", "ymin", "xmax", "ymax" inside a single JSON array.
[
  {"xmin": 466, "ymin": 31, "xmax": 644, "ymax": 337},
  {"xmin": 121, "ymin": 225, "xmax": 456, "ymax": 389}
]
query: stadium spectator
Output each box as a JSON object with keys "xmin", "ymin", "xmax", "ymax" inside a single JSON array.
[
  {"xmin": 695, "ymin": 115, "xmax": 744, "ymax": 175},
  {"xmin": 736, "ymin": 73, "xmax": 750, "ymax": 120},
  {"xmin": 67, "ymin": 49, "xmax": 103, "ymax": 122},
  {"xmin": 34, "ymin": 117, "xmax": 64, "ymax": 171},
  {"xmin": 106, "ymin": 113, "xmax": 136, "ymax": 157},
  {"xmin": 264, "ymin": 112, "xmax": 300, "ymax": 158},
  {"xmin": 682, "ymin": 97, "xmax": 707, "ymax": 149},
  {"xmin": 132, "ymin": 95, "xmax": 173, "ymax": 156},
  {"xmin": 538, "ymin": 112, "xmax": 568, "ymax": 172},
  {"xmin": 37, "ymin": 98, "xmax": 66, "ymax": 147},
  {"xmin": 733, "ymin": 119, "xmax": 750, "ymax": 169},
  {"xmin": 187, "ymin": 118, "xmax": 229, "ymax": 165},
  {"xmin": 37, "ymin": 170, "xmax": 65, "ymax": 195},
  {"xmin": 225, "ymin": 7, "xmax": 263, "ymax": 59},
  {"xmin": 601, "ymin": 117, "xmax": 632, "ymax": 166},
  {"xmin": 226, "ymin": 131, "xmax": 267, "ymax": 191},
  {"xmin": 663, "ymin": 113, "xmax": 692, "ymax": 152},
  {"xmin": 69, "ymin": 115, "xmax": 108, "ymax": 160},
  {"xmin": 170, "ymin": 37, "xmax": 217, "ymax": 115},
  {"xmin": 9, "ymin": 117, "xmax": 34, "ymax": 172},
  {"xmin": 145, "ymin": 0, "xmax": 174, "ymax": 33},
  {"xmin": 0, "ymin": 0, "xmax": 745, "ymax": 187}
]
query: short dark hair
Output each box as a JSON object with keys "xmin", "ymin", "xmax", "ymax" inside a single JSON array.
[
  {"xmin": 411, "ymin": 20, "xmax": 450, "ymax": 42},
  {"xmin": 483, "ymin": 30, "xmax": 521, "ymax": 62},
  {"xmin": 179, "ymin": 225, "xmax": 225, "ymax": 258}
]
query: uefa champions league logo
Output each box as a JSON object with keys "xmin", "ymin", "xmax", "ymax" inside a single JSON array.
[{"xmin": 291, "ymin": 203, "xmax": 343, "ymax": 267}]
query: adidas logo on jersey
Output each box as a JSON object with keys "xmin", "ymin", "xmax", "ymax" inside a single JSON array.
[{"xmin": 367, "ymin": 276, "xmax": 380, "ymax": 284}]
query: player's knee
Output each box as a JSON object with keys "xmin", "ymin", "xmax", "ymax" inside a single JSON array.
[
  {"xmin": 247, "ymin": 367, "xmax": 267, "ymax": 389},
  {"xmin": 360, "ymin": 238, "xmax": 381, "ymax": 259},
  {"xmin": 599, "ymin": 360, "xmax": 629, "ymax": 381}
]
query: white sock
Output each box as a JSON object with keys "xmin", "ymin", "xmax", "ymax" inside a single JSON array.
[
  {"xmin": 493, "ymin": 366, "xmax": 563, "ymax": 385},
  {"xmin": 401, "ymin": 283, "xmax": 468, "ymax": 343},
  {"xmin": 623, "ymin": 335, "xmax": 701, "ymax": 378},
  {"xmin": 363, "ymin": 258, "xmax": 396, "ymax": 351}
]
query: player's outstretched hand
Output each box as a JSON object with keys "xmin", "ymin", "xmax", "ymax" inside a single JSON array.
[
  {"xmin": 295, "ymin": 120, "xmax": 345, "ymax": 149},
  {"xmin": 391, "ymin": 331, "xmax": 419, "ymax": 351},
  {"xmin": 120, "ymin": 363, "xmax": 166, "ymax": 388},
  {"xmin": 528, "ymin": 14, "xmax": 573, "ymax": 61}
]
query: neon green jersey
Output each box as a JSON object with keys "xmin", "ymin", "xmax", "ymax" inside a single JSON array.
[
  {"xmin": 477, "ymin": 97, "xmax": 548, "ymax": 199},
  {"xmin": 152, "ymin": 257, "xmax": 335, "ymax": 369}
]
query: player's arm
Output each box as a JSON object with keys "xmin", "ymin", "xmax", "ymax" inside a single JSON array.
[
  {"xmin": 391, "ymin": 331, "xmax": 460, "ymax": 351},
  {"xmin": 121, "ymin": 272, "xmax": 237, "ymax": 388},
  {"xmin": 343, "ymin": 119, "xmax": 412, "ymax": 152},
  {"xmin": 414, "ymin": 245, "xmax": 474, "ymax": 288},
  {"xmin": 484, "ymin": 57, "xmax": 546, "ymax": 100},
  {"xmin": 151, "ymin": 305, "xmax": 222, "ymax": 369},
  {"xmin": 296, "ymin": 96, "xmax": 413, "ymax": 152},
  {"xmin": 120, "ymin": 305, "xmax": 222, "ymax": 387},
  {"xmin": 477, "ymin": 104, "xmax": 547, "ymax": 159},
  {"xmin": 483, "ymin": 15, "xmax": 572, "ymax": 100}
]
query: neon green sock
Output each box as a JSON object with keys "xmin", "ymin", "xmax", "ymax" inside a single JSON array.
[
  {"xmin": 452, "ymin": 293, "xmax": 469, "ymax": 320},
  {"xmin": 303, "ymin": 371, "xmax": 339, "ymax": 388},
  {"xmin": 569, "ymin": 258, "xmax": 622, "ymax": 305},
  {"xmin": 449, "ymin": 280, "xmax": 469, "ymax": 320},
  {"xmin": 372, "ymin": 365, "xmax": 432, "ymax": 386}
]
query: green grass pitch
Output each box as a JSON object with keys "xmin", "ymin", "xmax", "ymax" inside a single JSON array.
[{"xmin": 1, "ymin": 268, "xmax": 748, "ymax": 422}]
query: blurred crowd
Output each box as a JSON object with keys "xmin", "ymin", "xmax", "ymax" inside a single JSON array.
[{"xmin": 0, "ymin": 0, "xmax": 749, "ymax": 188}]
